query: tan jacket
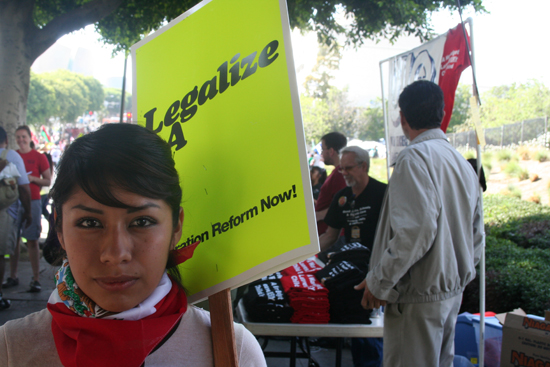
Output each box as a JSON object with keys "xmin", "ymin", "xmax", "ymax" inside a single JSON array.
[
  {"xmin": 366, "ymin": 128, "xmax": 484, "ymax": 304},
  {"xmin": 0, "ymin": 305, "xmax": 266, "ymax": 366}
]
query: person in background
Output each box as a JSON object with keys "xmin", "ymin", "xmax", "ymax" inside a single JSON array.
[
  {"xmin": 0, "ymin": 126, "xmax": 32, "ymax": 308},
  {"xmin": 357, "ymin": 80, "xmax": 484, "ymax": 367},
  {"xmin": 319, "ymin": 146, "xmax": 387, "ymax": 367},
  {"xmin": 315, "ymin": 132, "xmax": 347, "ymax": 236},
  {"xmin": 310, "ymin": 166, "xmax": 327, "ymax": 204},
  {"xmin": 0, "ymin": 123, "xmax": 266, "ymax": 366},
  {"xmin": 8, "ymin": 126, "xmax": 51, "ymax": 293}
]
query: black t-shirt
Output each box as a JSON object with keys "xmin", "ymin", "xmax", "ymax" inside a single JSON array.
[{"xmin": 324, "ymin": 177, "xmax": 387, "ymax": 251}]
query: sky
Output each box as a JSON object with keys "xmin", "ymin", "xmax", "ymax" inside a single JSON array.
[{"xmin": 31, "ymin": 0, "xmax": 550, "ymax": 108}]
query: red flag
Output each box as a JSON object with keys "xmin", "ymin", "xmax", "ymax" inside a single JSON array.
[{"xmin": 439, "ymin": 23, "xmax": 472, "ymax": 133}]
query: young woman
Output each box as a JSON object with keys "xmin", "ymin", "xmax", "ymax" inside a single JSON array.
[
  {"xmin": 0, "ymin": 124, "xmax": 266, "ymax": 367},
  {"xmin": 4, "ymin": 126, "xmax": 51, "ymax": 292}
]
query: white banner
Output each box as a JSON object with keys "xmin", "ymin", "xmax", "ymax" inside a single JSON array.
[{"xmin": 386, "ymin": 35, "xmax": 447, "ymax": 165}]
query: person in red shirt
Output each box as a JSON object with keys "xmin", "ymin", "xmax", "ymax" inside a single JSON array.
[
  {"xmin": 11, "ymin": 126, "xmax": 51, "ymax": 292},
  {"xmin": 315, "ymin": 132, "xmax": 347, "ymax": 235}
]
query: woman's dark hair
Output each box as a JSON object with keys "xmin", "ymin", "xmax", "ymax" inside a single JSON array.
[
  {"xmin": 310, "ymin": 166, "xmax": 327, "ymax": 186},
  {"xmin": 50, "ymin": 123, "xmax": 183, "ymax": 283}
]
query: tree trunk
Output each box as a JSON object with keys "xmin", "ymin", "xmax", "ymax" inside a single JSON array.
[
  {"xmin": 0, "ymin": 0, "xmax": 124, "ymax": 148},
  {"xmin": 0, "ymin": 0, "xmax": 34, "ymax": 148}
]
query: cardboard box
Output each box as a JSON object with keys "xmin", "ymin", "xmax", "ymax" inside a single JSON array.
[{"xmin": 500, "ymin": 313, "xmax": 550, "ymax": 367}]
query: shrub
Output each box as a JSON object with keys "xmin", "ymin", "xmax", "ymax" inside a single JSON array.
[
  {"xmin": 484, "ymin": 195, "xmax": 550, "ymax": 250},
  {"xmin": 501, "ymin": 184, "xmax": 521, "ymax": 199},
  {"xmin": 534, "ymin": 150, "xmax": 549, "ymax": 162},
  {"xmin": 503, "ymin": 161, "xmax": 528, "ymax": 180},
  {"xmin": 517, "ymin": 146, "xmax": 532, "ymax": 160},
  {"xmin": 461, "ymin": 197, "xmax": 550, "ymax": 316},
  {"xmin": 496, "ymin": 149, "xmax": 514, "ymax": 162},
  {"xmin": 461, "ymin": 236, "xmax": 550, "ymax": 315},
  {"xmin": 481, "ymin": 158, "xmax": 493, "ymax": 172},
  {"xmin": 518, "ymin": 168, "xmax": 529, "ymax": 181},
  {"xmin": 527, "ymin": 194, "xmax": 541, "ymax": 204}
]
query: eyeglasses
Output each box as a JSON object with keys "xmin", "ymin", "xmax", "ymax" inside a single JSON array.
[{"xmin": 338, "ymin": 164, "xmax": 360, "ymax": 173}]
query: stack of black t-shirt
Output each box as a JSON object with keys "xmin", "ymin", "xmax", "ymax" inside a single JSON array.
[
  {"xmin": 315, "ymin": 260, "xmax": 372, "ymax": 324},
  {"xmin": 318, "ymin": 240, "xmax": 371, "ymax": 273},
  {"xmin": 243, "ymin": 272, "xmax": 294, "ymax": 323}
]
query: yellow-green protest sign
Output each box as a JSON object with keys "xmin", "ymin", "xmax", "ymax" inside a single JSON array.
[{"xmin": 131, "ymin": 0, "xmax": 318, "ymax": 302}]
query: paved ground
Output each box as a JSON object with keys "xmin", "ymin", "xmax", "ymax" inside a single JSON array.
[{"xmin": 0, "ymin": 255, "xmax": 57, "ymax": 325}]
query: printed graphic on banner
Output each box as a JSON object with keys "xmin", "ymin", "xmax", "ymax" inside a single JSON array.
[
  {"xmin": 385, "ymin": 23, "xmax": 471, "ymax": 166},
  {"xmin": 387, "ymin": 36, "xmax": 447, "ymax": 165},
  {"xmin": 131, "ymin": 0, "xmax": 317, "ymax": 301}
]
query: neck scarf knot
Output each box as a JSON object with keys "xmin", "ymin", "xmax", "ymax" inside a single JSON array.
[{"xmin": 47, "ymin": 260, "xmax": 187, "ymax": 367}]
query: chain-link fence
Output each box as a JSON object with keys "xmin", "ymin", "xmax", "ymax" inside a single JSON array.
[{"xmin": 447, "ymin": 117, "xmax": 549, "ymax": 150}]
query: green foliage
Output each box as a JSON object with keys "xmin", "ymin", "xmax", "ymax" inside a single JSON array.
[
  {"xmin": 304, "ymin": 43, "xmax": 342, "ymax": 99},
  {"xmin": 463, "ymin": 236, "xmax": 550, "ymax": 315},
  {"xmin": 103, "ymin": 87, "xmax": 132, "ymax": 116},
  {"xmin": 82, "ymin": 76, "xmax": 104, "ymax": 111},
  {"xmin": 357, "ymin": 100, "xmax": 385, "ymax": 141},
  {"xmin": 301, "ymin": 95, "xmax": 331, "ymax": 143},
  {"xmin": 447, "ymin": 84, "xmax": 472, "ymax": 132},
  {"xmin": 461, "ymin": 195, "xmax": 550, "ymax": 315},
  {"xmin": 534, "ymin": 150, "xmax": 549, "ymax": 162},
  {"xmin": 484, "ymin": 195, "xmax": 550, "ymax": 249},
  {"xmin": 26, "ymin": 72, "xmax": 57, "ymax": 125},
  {"xmin": 27, "ymin": 70, "xmax": 104, "ymax": 123},
  {"xmin": 480, "ymin": 80, "xmax": 550, "ymax": 128},
  {"xmin": 481, "ymin": 157, "xmax": 492, "ymax": 172},
  {"xmin": 31, "ymin": 0, "xmax": 481, "ymax": 55},
  {"xmin": 301, "ymin": 87, "xmax": 358, "ymax": 142},
  {"xmin": 501, "ymin": 184, "xmax": 522, "ymax": 199},
  {"xmin": 503, "ymin": 161, "xmax": 528, "ymax": 180},
  {"xmin": 287, "ymin": 0, "xmax": 485, "ymax": 47},
  {"xmin": 496, "ymin": 149, "xmax": 514, "ymax": 162}
]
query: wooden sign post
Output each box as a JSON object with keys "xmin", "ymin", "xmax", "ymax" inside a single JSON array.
[{"xmin": 209, "ymin": 289, "xmax": 238, "ymax": 367}]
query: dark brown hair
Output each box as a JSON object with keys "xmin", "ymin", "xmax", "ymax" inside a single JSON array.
[{"xmin": 50, "ymin": 123, "xmax": 184, "ymax": 284}]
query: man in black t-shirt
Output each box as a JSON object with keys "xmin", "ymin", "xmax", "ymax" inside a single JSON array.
[
  {"xmin": 318, "ymin": 145, "xmax": 387, "ymax": 367},
  {"xmin": 320, "ymin": 146, "xmax": 387, "ymax": 252}
]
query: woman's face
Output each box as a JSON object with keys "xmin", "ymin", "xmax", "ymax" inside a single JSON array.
[
  {"xmin": 15, "ymin": 129, "xmax": 31, "ymax": 151},
  {"xmin": 58, "ymin": 186, "xmax": 183, "ymax": 312}
]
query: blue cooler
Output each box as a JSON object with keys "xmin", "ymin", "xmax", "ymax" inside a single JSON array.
[
  {"xmin": 455, "ymin": 313, "xmax": 480, "ymax": 365},
  {"xmin": 454, "ymin": 312, "xmax": 503, "ymax": 367}
]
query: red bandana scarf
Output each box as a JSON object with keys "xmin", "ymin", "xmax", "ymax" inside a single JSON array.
[
  {"xmin": 48, "ymin": 275, "xmax": 187, "ymax": 367},
  {"xmin": 47, "ymin": 243, "xmax": 200, "ymax": 367}
]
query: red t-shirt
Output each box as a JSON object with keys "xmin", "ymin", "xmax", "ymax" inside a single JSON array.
[
  {"xmin": 17, "ymin": 149, "xmax": 50, "ymax": 200},
  {"xmin": 315, "ymin": 166, "xmax": 346, "ymax": 235}
]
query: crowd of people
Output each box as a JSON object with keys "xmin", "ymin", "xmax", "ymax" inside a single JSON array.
[{"xmin": 0, "ymin": 80, "xmax": 483, "ymax": 367}]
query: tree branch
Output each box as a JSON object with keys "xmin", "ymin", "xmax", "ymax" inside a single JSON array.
[{"xmin": 27, "ymin": 0, "xmax": 124, "ymax": 62}]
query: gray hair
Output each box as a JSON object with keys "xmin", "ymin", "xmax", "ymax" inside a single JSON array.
[{"xmin": 340, "ymin": 146, "xmax": 370, "ymax": 173}]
